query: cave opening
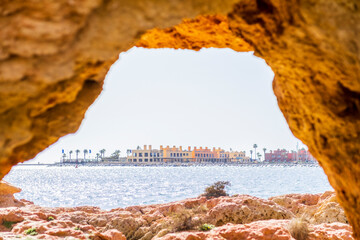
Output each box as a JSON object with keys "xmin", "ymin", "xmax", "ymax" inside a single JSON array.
[{"xmin": 4, "ymin": 47, "xmax": 332, "ymax": 210}]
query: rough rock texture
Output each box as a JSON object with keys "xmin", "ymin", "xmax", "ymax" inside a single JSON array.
[
  {"xmin": 0, "ymin": 193, "xmax": 350, "ymax": 239},
  {"xmin": 136, "ymin": 15, "xmax": 252, "ymax": 51},
  {"xmin": 104, "ymin": 195, "xmax": 293, "ymax": 240},
  {"xmin": 205, "ymin": 195, "xmax": 293, "ymax": 226},
  {"xmin": 270, "ymin": 191, "xmax": 348, "ymax": 224},
  {"xmin": 0, "ymin": 181, "xmax": 23, "ymax": 208},
  {"xmin": 156, "ymin": 221, "xmax": 354, "ymax": 240},
  {"xmin": 0, "ymin": 0, "xmax": 360, "ymax": 238},
  {"xmin": 224, "ymin": 1, "xmax": 360, "ymax": 237}
]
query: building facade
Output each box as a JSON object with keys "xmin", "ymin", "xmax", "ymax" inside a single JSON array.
[
  {"xmin": 126, "ymin": 145, "xmax": 249, "ymax": 163},
  {"xmin": 127, "ymin": 145, "xmax": 163, "ymax": 163},
  {"xmin": 264, "ymin": 148, "xmax": 316, "ymax": 163}
]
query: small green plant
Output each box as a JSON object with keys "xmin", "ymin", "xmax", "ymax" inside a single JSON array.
[
  {"xmin": 25, "ymin": 227, "xmax": 38, "ymax": 236},
  {"xmin": 47, "ymin": 216, "xmax": 55, "ymax": 221},
  {"xmin": 74, "ymin": 226, "xmax": 81, "ymax": 231},
  {"xmin": 2, "ymin": 220, "xmax": 16, "ymax": 229},
  {"xmin": 199, "ymin": 223, "xmax": 215, "ymax": 231},
  {"xmin": 288, "ymin": 218, "xmax": 309, "ymax": 240},
  {"xmin": 201, "ymin": 181, "xmax": 231, "ymax": 199}
]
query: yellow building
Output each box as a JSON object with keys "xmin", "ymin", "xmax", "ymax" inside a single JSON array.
[
  {"xmin": 161, "ymin": 145, "xmax": 192, "ymax": 163},
  {"xmin": 228, "ymin": 150, "xmax": 246, "ymax": 163},
  {"xmin": 213, "ymin": 147, "xmax": 229, "ymax": 162},
  {"xmin": 127, "ymin": 145, "xmax": 162, "ymax": 163},
  {"xmin": 126, "ymin": 145, "xmax": 248, "ymax": 163}
]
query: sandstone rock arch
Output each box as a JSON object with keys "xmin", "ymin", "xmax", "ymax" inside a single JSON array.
[{"xmin": 0, "ymin": 0, "xmax": 359, "ymax": 238}]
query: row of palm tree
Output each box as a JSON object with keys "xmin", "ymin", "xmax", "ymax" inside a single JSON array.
[
  {"xmin": 249, "ymin": 144, "xmax": 267, "ymax": 161},
  {"xmin": 62, "ymin": 149, "xmax": 121, "ymax": 162}
]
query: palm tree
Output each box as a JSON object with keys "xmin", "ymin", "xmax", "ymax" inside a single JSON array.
[
  {"xmin": 69, "ymin": 150, "xmax": 73, "ymax": 161},
  {"xmin": 257, "ymin": 152, "xmax": 261, "ymax": 161},
  {"xmin": 250, "ymin": 150, "xmax": 253, "ymax": 160},
  {"xmin": 83, "ymin": 149, "xmax": 88, "ymax": 162},
  {"xmin": 253, "ymin": 144, "xmax": 258, "ymax": 160},
  {"xmin": 111, "ymin": 150, "xmax": 121, "ymax": 159},
  {"xmin": 75, "ymin": 149, "xmax": 80, "ymax": 163},
  {"xmin": 62, "ymin": 153, "xmax": 66, "ymax": 162},
  {"xmin": 100, "ymin": 149, "xmax": 106, "ymax": 159},
  {"xmin": 96, "ymin": 153, "xmax": 100, "ymax": 161},
  {"xmin": 263, "ymin": 148, "xmax": 266, "ymax": 162}
]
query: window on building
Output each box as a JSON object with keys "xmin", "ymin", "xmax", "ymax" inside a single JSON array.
[
  {"xmin": 139, "ymin": 153, "xmax": 143, "ymax": 157},
  {"xmin": 145, "ymin": 159, "xmax": 148, "ymax": 162},
  {"xmin": 133, "ymin": 159, "xmax": 137, "ymax": 162},
  {"xmin": 145, "ymin": 153, "xmax": 148, "ymax": 157},
  {"xmin": 134, "ymin": 153, "xmax": 137, "ymax": 157}
]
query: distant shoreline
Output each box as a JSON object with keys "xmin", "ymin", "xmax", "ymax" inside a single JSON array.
[{"xmin": 16, "ymin": 162, "xmax": 319, "ymax": 167}]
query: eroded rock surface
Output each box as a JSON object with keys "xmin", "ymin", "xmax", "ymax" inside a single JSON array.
[
  {"xmin": 0, "ymin": 181, "xmax": 24, "ymax": 208},
  {"xmin": 0, "ymin": 193, "xmax": 350, "ymax": 240},
  {"xmin": 0, "ymin": 0, "xmax": 359, "ymax": 238},
  {"xmin": 270, "ymin": 191, "xmax": 348, "ymax": 224},
  {"xmin": 156, "ymin": 221, "xmax": 354, "ymax": 240}
]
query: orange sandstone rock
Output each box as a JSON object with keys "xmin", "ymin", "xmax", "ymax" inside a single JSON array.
[
  {"xmin": 205, "ymin": 195, "xmax": 293, "ymax": 225},
  {"xmin": 136, "ymin": 15, "xmax": 252, "ymax": 52},
  {"xmin": 0, "ymin": 193, "xmax": 353, "ymax": 239},
  {"xmin": 156, "ymin": 220, "xmax": 354, "ymax": 240},
  {"xmin": 0, "ymin": 181, "xmax": 24, "ymax": 208},
  {"xmin": 95, "ymin": 229, "xmax": 126, "ymax": 240}
]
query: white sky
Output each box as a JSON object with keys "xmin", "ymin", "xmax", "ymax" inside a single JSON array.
[{"xmin": 30, "ymin": 47, "xmax": 303, "ymax": 163}]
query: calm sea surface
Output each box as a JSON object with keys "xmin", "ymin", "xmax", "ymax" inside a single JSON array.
[{"xmin": 4, "ymin": 165, "xmax": 332, "ymax": 210}]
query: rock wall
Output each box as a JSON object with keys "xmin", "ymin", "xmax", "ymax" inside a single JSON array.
[
  {"xmin": 226, "ymin": 1, "xmax": 360, "ymax": 237},
  {"xmin": 0, "ymin": 193, "xmax": 350, "ymax": 239},
  {"xmin": 0, "ymin": 0, "xmax": 359, "ymax": 238},
  {"xmin": 0, "ymin": 0, "xmax": 238, "ymax": 178}
]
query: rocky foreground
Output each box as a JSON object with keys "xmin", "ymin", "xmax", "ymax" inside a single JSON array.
[{"xmin": 0, "ymin": 181, "xmax": 352, "ymax": 240}]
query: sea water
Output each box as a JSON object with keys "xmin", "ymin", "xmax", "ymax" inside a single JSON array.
[{"xmin": 4, "ymin": 165, "xmax": 332, "ymax": 210}]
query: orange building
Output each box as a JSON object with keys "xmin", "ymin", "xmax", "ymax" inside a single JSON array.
[
  {"xmin": 160, "ymin": 145, "xmax": 192, "ymax": 163},
  {"xmin": 191, "ymin": 147, "xmax": 216, "ymax": 162},
  {"xmin": 126, "ymin": 145, "xmax": 248, "ymax": 163}
]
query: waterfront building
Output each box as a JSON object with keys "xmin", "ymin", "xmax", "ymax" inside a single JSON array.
[
  {"xmin": 161, "ymin": 145, "xmax": 193, "ymax": 163},
  {"xmin": 228, "ymin": 150, "xmax": 247, "ymax": 163},
  {"xmin": 297, "ymin": 148, "xmax": 316, "ymax": 163},
  {"xmin": 213, "ymin": 147, "xmax": 229, "ymax": 162},
  {"xmin": 125, "ymin": 145, "xmax": 248, "ymax": 163},
  {"xmin": 264, "ymin": 149, "xmax": 293, "ymax": 163},
  {"xmin": 127, "ymin": 145, "xmax": 163, "ymax": 163},
  {"xmin": 264, "ymin": 148, "xmax": 316, "ymax": 163},
  {"xmin": 192, "ymin": 147, "xmax": 217, "ymax": 162}
]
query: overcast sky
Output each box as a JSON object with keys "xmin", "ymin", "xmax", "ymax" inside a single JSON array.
[{"xmin": 30, "ymin": 47, "xmax": 303, "ymax": 163}]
